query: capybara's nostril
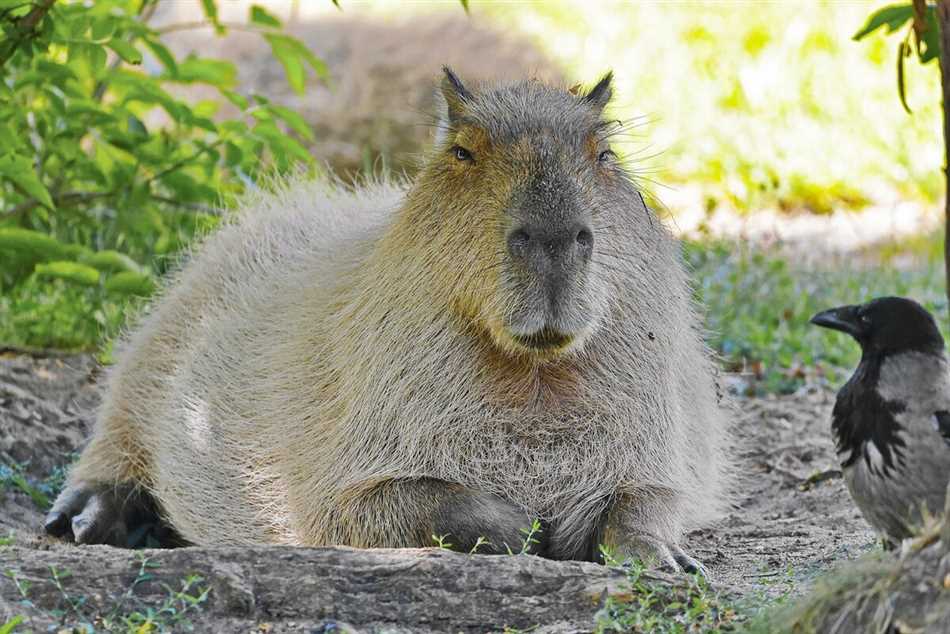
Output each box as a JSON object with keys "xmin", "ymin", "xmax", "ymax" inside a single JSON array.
[
  {"xmin": 507, "ymin": 227, "xmax": 532, "ymax": 260},
  {"xmin": 576, "ymin": 227, "xmax": 593, "ymax": 250}
]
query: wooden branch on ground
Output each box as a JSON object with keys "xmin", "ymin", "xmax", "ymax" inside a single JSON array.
[{"xmin": 0, "ymin": 543, "xmax": 652, "ymax": 633}]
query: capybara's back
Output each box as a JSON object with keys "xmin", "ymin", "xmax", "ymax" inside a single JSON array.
[{"xmin": 47, "ymin": 68, "xmax": 730, "ymax": 573}]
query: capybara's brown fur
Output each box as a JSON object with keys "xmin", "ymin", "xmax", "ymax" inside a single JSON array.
[{"xmin": 47, "ymin": 69, "xmax": 730, "ymax": 572}]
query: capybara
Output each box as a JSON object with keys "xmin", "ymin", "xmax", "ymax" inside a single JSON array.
[{"xmin": 46, "ymin": 68, "xmax": 730, "ymax": 573}]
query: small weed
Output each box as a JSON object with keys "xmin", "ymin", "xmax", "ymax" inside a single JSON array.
[
  {"xmin": 0, "ymin": 535, "xmax": 13, "ymax": 547},
  {"xmin": 517, "ymin": 519, "xmax": 543, "ymax": 555},
  {"xmin": 0, "ymin": 463, "xmax": 50, "ymax": 510},
  {"xmin": 0, "ymin": 460, "xmax": 74, "ymax": 511},
  {"xmin": 594, "ymin": 559, "xmax": 740, "ymax": 633},
  {"xmin": 432, "ymin": 534, "xmax": 454, "ymax": 550},
  {"xmin": 7, "ymin": 556, "xmax": 210, "ymax": 633},
  {"xmin": 0, "ymin": 616, "xmax": 23, "ymax": 634},
  {"xmin": 469, "ymin": 536, "xmax": 491, "ymax": 555}
]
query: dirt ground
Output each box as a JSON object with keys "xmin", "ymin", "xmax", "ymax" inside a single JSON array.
[{"xmin": 0, "ymin": 352, "xmax": 877, "ymax": 622}]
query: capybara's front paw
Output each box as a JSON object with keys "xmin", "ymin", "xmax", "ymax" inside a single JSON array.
[
  {"xmin": 45, "ymin": 483, "xmax": 130, "ymax": 546},
  {"xmin": 621, "ymin": 534, "xmax": 708, "ymax": 579}
]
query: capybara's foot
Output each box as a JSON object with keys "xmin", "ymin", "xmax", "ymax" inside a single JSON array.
[
  {"xmin": 622, "ymin": 534, "xmax": 708, "ymax": 579},
  {"xmin": 45, "ymin": 483, "xmax": 129, "ymax": 545},
  {"xmin": 45, "ymin": 482, "xmax": 179, "ymax": 548}
]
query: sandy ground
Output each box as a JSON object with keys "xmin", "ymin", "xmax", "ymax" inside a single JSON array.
[{"xmin": 0, "ymin": 352, "xmax": 876, "ymax": 606}]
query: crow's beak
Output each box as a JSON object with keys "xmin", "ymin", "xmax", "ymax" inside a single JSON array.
[{"xmin": 810, "ymin": 305, "xmax": 863, "ymax": 338}]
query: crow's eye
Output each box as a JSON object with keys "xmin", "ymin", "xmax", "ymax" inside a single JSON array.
[
  {"xmin": 598, "ymin": 149, "xmax": 616, "ymax": 164},
  {"xmin": 453, "ymin": 146, "xmax": 473, "ymax": 162},
  {"xmin": 860, "ymin": 313, "xmax": 871, "ymax": 325}
]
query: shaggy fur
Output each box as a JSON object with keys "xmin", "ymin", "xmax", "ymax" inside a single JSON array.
[{"xmin": 50, "ymin": 71, "xmax": 731, "ymax": 568}]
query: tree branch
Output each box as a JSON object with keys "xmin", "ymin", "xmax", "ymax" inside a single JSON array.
[
  {"xmin": 0, "ymin": 0, "xmax": 57, "ymax": 69},
  {"xmin": 154, "ymin": 21, "xmax": 272, "ymax": 36},
  {"xmin": 149, "ymin": 194, "xmax": 221, "ymax": 215}
]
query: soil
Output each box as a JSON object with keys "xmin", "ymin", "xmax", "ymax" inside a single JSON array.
[{"xmin": 0, "ymin": 352, "xmax": 878, "ymax": 630}]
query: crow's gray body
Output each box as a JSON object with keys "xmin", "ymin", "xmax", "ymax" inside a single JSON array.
[{"xmin": 841, "ymin": 352, "xmax": 950, "ymax": 543}]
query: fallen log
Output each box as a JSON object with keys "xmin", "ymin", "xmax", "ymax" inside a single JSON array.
[{"xmin": 0, "ymin": 542, "xmax": 650, "ymax": 633}]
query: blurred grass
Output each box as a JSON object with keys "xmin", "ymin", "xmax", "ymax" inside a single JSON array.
[
  {"xmin": 687, "ymin": 235, "xmax": 947, "ymax": 394},
  {"xmin": 478, "ymin": 1, "xmax": 943, "ymax": 214}
]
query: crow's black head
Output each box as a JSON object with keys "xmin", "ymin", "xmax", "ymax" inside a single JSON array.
[{"xmin": 810, "ymin": 296, "xmax": 944, "ymax": 357}]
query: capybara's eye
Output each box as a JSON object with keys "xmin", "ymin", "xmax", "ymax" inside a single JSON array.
[
  {"xmin": 598, "ymin": 149, "xmax": 616, "ymax": 164},
  {"xmin": 453, "ymin": 146, "xmax": 474, "ymax": 162}
]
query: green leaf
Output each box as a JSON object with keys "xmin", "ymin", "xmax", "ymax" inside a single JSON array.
[
  {"xmin": 224, "ymin": 141, "xmax": 243, "ymax": 167},
  {"xmin": 34, "ymin": 261, "xmax": 101, "ymax": 286},
  {"xmin": 265, "ymin": 34, "xmax": 305, "ymax": 94},
  {"xmin": 250, "ymin": 4, "xmax": 282, "ymax": 28},
  {"xmin": 143, "ymin": 37, "xmax": 178, "ymax": 74},
  {"xmin": 174, "ymin": 56, "xmax": 237, "ymax": 88},
  {"xmin": 67, "ymin": 42, "xmax": 107, "ymax": 74},
  {"xmin": 853, "ymin": 4, "xmax": 913, "ymax": 40},
  {"xmin": 200, "ymin": 0, "xmax": 225, "ymax": 35},
  {"xmin": 0, "ymin": 227, "xmax": 85, "ymax": 262},
  {"xmin": 255, "ymin": 120, "xmax": 314, "ymax": 164},
  {"xmin": 459, "ymin": 0, "xmax": 469, "ymax": 13},
  {"xmin": 105, "ymin": 271, "xmax": 156, "ymax": 296},
  {"xmin": 264, "ymin": 34, "xmax": 329, "ymax": 95},
  {"xmin": 268, "ymin": 104, "xmax": 315, "ymax": 141},
  {"xmin": 0, "ymin": 153, "xmax": 54, "ymax": 209},
  {"xmin": 0, "ymin": 123, "xmax": 19, "ymax": 152},
  {"xmin": 90, "ymin": 15, "xmax": 118, "ymax": 42},
  {"xmin": 80, "ymin": 250, "xmax": 144, "ymax": 274},
  {"xmin": 108, "ymin": 38, "xmax": 143, "ymax": 65},
  {"xmin": 220, "ymin": 89, "xmax": 249, "ymax": 110},
  {"xmin": 0, "ymin": 616, "xmax": 24, "ymax": 634}
]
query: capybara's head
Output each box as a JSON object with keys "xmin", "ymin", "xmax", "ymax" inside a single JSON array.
[{"xmin": 407, "ymin": 67, "xmax": 648, "ymax": 361}]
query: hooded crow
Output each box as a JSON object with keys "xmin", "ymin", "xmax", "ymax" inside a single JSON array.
[{"xmin": 811, "ymin": 296, "xmax": 950, "ymax": 547}]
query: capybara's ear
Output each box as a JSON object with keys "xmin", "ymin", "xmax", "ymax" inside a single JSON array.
[
  {"xmin": 582, "ymin": 71, "xmax": 613, "ymax": 113},
  {"xmin": 440, "ymin": 66, "xmax": 474, "ymax": 126}
]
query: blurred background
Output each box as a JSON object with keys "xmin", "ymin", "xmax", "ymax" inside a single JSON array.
[{"xmin": 0, "ymin": 0, "xmax": 946, "ymax": 393}]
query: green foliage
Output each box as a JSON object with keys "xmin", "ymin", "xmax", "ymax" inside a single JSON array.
[
  {"xmin": 484, "ymin": 2, "xmax": 942, "ymax": 213},
  {"xmin": 0, "ymin": 0, "xmax": 326, "ymax": 351},
  {"xmin": 0, "ymin": 275, "xmax": 131, "ymax": 350},
  {"xmin": 594, "ymin": 559, "xmax": 739, "ymax": 633},
  {"xmin": 8, "ymin": 556, "xmax": 211, "ymax": 633},
  {"xmin": 853, "ymin": 2, "xmax": 940, "ymax": 113},
  {"xmin": 0, "ymin": 461, "xmax": 69, "ymax": 510},
  {"xmin": 0, "ymin": 616, "xmax": 23, "ymax": 634},
  {"xmin": 687, "ymin": 236, "xmax": 946, "ymax": 394}
]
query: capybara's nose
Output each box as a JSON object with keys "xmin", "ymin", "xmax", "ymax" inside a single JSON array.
[{"xmin": 507, "ymin": 222, "xmax": 593, "ymax": 265}]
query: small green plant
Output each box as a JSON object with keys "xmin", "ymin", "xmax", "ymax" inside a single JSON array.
[
  {"xmin": 0, "ymin": 462, "xmax": 51, "ymax": 509},
  {"xmin": 518, "ymin": 519, "xmax": 543, "ymax": 555},
  {"xmin": 48, "ymin": 565, "xmax": 93, "ymax": 630},
  {"xmin": 432, "ymin": 533, "xmax": 454, "ymax": 550},
  {"xmin": 594, "ymin": 559, "xmax": 739, "ymax": 633},
  {"xmin": 8, "ymin": 555, "xmax": 211, "ymax": 633},
  {"xmin": 0, "ymin": 616, "xmax": 24, "ymax": 634},
  {"xmin": 0, "ymin": 461, "xmax": 71, "ymax": 510},
  {"xmin": 468, "ymin": 536, "xmax": 491, "ymax": 555}
]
